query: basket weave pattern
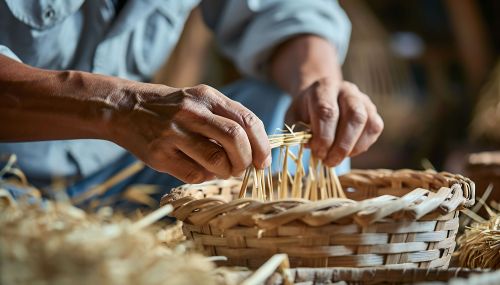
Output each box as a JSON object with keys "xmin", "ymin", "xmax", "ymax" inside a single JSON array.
[{"xmin": 162, "ymin": 169, "xmax": 474, "ymax": 269}]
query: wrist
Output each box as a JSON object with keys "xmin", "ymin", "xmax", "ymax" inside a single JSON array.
[
  {"xmin": 57, "ymin": 70, "xmax": 126, "ymax": 141},
  {"xmin": 270, "ymin": 35, "xmax": 342, "ymax": 96}
]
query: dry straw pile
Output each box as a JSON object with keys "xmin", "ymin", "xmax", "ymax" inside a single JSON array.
[
  {"xmin": 456, "ymin": 198, "xmax": 500, "ymax": 269},
  {"xmin": 0, "ymin": 194, "xmax": 221, "ymax": 285}
]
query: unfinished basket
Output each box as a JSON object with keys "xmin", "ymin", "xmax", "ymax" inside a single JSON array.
[{"xmin": 161, "ymin": 132, "xmax": 475, "ymax": 269}]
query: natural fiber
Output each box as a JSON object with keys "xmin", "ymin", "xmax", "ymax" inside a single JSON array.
[
  {"xmin": 264, "ymin": 267, "xmax": 498, "ymax": 285},
  {"xmin": 0, "ymin": 197, "xmax": 219, "ymax": 285},
  {"xmin": 238, "ymin": 130, "xmax": 344, "ymax": 201},
  {"xmin": 456, "ymin": 208, "xmax": 500, "ymax": 269},
  {"xmin": 161, "ymin": 131, "xmax": 475, "ymax": 269}
]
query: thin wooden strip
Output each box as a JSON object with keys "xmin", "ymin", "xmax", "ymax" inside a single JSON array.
[
  {"xmin": 328, "ymin": 233, "xmax": 389, "ymax": 245},
  {"xmin": 241, "ymin": 254, "xmax": 291, "ymax": 285},
  {"xmin": 362, "ymin": 241, "xmax": 428, "ymax": 254},
  {"xmin": 404, "ymin": 249, "xmax": 440, "ymax": 263},
  {"xmin": 405, "ymin": 187, "xmax": 452, "ymax": 219},
  {"xmin": 365, "ymin": 220, "xmax": 437, "ymax": 234},
  {"xmin": 193, "ymin": 233, "xmax": 228, "ymax": 247},
  {"xmin": 326, "ymin": 254, "xmax": 385, "ymax": 267},
  {"xmin": 239, "ymin": 168, "xmax": 251, "ymax": 198},
  {"xmin": 277, "ymin": 224, "xmax": 360, "ymax": 236},
  {"xmin": 72, "ymin": 160, "xmax": 144, "ymax": 204},
  {"xmin": 413, "ymin": 231, "xmax": 448, "ymax": 242},
  {"xmin": 254, "ymin": 198, "xmax": 355, "ymax": 229},
  {"xmin": 284, "ymin": 245, "xmax": 355, "ymax": 258}
]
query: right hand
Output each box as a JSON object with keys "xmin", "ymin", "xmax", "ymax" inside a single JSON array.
[{"xmin": 108, "ymin": 83, "xmax": 271, "ymax": 184}]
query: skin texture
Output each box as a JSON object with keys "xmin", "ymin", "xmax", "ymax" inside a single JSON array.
[
  {"xmin": 0, "ymin": 34, "xmax": 383, "ymax": 183},
  {"xmin": 0, "ymin": 55, "xmax": 270, "ymax": 183},
  {"xmin": 271, "ymin": 35, "xmax": 384, "ymax": 166}
]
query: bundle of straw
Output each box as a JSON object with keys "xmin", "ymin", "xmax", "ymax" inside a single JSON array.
[
  {"xmin": 238, "ymin": 129, "xmax": 344, "ymax": 201},
  {"xmin": 0, "ymin": 197, "xmax": 219, "ymax": 285},
  {"xmin": 456, "ymin": 209, "xmax": 500, "ymax": 269}
]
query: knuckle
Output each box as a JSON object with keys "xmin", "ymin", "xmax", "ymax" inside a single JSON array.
[
  {"xmin": 188, "ymin": 84, "xmax": 213, "ymax": 98},
  {"xmin": 195, "ymin": 84, "xmax": 211, "ymax": 93},
  {"xmin": 317, "ymin": 104, "xmax": 338, "ymax": 121},
  {"xmin": 347, "ymin": 106, "xmax": 368, "ymax": 125},
  {"xmin": 367, "ymin": 116, "xmax": 384, "ymax": 135},
  {"xmin": 224, "ymin": 124, "xmax": 245, "ymax": 140},
  {"xmin": 342, "ymin": 81, "xmax": 359, "ymax": 92},
  {"xmin": 240, "ymin": 111, "xmax": 261, "ymax": 129}
]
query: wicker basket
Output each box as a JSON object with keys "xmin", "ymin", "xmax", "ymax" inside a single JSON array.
[
  {"xmin": 161, "ymin": 169, "xmax": 474, "ymax": 269},
  {"xmin": 263, "ymin": 267, "xmax": 496, "ymax": 285}
]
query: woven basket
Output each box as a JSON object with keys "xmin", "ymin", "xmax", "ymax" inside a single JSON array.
[
  {"xmin": 264, "ymin": 267, "xmax": 496, "ymax": 285},
  {"xmin": 161, "ymin": 169, "xmax": 474, "ymax": 269}
]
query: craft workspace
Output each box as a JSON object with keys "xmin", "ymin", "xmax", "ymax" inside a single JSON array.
[{"xmin": 1, "ymin": 0, "xmax": 499, "ymax": 284}]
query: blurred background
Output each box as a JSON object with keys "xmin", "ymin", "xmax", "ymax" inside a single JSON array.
[{"xmin": 153, "ymin": 0, "xmax": 499, "ymax": 197}]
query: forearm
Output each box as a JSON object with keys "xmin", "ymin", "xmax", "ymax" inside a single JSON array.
[
  {"xmin": 270, "ymin": 35, "xmax": 342, "ymax": 96},
  {"xmin": 0, "ymin": 55, "xmax": 123, "ymax": 142}
]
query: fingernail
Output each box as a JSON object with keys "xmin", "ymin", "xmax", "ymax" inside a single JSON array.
[{"xmin": 262, "ymin": 154, "xmax": 272, "ymax": 169}]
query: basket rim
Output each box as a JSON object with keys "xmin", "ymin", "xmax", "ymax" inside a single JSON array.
[{"xmin": 161, "ymin": 169, "xmax": 475, "ymax": 229}]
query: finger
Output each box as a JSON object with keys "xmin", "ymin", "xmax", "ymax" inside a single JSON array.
[
  {"xmin": 152, "ymin": 148, "xmax": 215, "ymax": 184},
  {"xmin": 174, "ymin": 129, "xmax": 233, "ymax": 178},
  {"xmin": 210, "ymin": 93, "xmax": 271, "ymax": 169},
  {"xmin": 324, "ymin": 85, "xmax": 368, "ymax": 166},
  {"xmin": 181, "ymin": 113, "xmax": 253, "ymax": 176},
  {"xmin": 350, "ymin": 100, "xmax": 384, "ymax": 156},
  {"xmin": 307, "ymin": 78, "xmax": 340, "ymax": 160}
]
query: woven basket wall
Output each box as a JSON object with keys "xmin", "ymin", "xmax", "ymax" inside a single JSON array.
[
  {"xmin": 266, "ymin": 267, "xmax": 496, "ymax": 285},
  {"xmin": 161, "ymin": 169, "xmax": 474, "ymax": 269}
]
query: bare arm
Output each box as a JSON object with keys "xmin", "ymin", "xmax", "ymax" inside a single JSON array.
[{"xmin": 0, "ymin": 55, "xmax": 271, "ymax": 182}]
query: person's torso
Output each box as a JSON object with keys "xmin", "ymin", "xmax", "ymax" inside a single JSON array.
[{"xmin": 0, "ymin": 0, "xmax": 199, "ymax": 80}]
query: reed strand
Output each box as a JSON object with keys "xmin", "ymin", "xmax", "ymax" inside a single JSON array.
[{"xmin": 239, "ymin": 129, "xmax": 344, "ymax": 201}]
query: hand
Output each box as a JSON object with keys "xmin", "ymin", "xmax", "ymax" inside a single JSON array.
[
  {"xmin": 110, "ymin": 83, "xmax": 271, "ymax": 183},
  {"xmin": 286, "ymin": 79, "xmax": 384, "ymax": 166},
  {"xmin": 270, "ymin": 35, "xmax": 383, "ymax": 166}
]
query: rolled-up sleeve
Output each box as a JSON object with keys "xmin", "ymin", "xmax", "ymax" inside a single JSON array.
[
  {"xmin": 201, "ymin": 0, "xmax": 351, "ymax": 79},
  {"xmin": 0, "ymin": 45, "xmax": 21, "ymax": 62}
]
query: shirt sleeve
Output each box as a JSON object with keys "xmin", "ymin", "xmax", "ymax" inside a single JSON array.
[
  {"xmin": 200, "ymin": 0, "xmax": 351, "ymax": 79},
  {"xmin": 0, "ymin": 45, "xmax": 22, "ymax": 62}
]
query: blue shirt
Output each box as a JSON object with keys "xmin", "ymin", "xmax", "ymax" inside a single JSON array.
[{"xmin": 0, "ymin": 0, "xmax": 351, "ymax": 180}]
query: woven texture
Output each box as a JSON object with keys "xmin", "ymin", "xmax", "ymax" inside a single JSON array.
[
  {"xmin": 161, "ymin": 169, "xmax": 474, "ymax": 269},
  {"xmin": 267, "ymin": 267, "xmax": 496, "ymax": 285}
]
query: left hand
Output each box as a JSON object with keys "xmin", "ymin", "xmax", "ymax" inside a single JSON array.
[
  {"xmin": 285, "ymin": 79, "xmax": 384, "ymax": 166},
  {"xmin": 271, "ymin": 35, "xmax": 383, "ymax": 166}
]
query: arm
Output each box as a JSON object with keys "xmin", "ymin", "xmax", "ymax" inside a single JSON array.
[
  {"xmin": 0, "ymin": 55, "xmax": 119, "ymax": 141},
  {"xmin": 0, "ymin": 55, "xmax": 270, "ymax": 182},
  {"xmin": 200, "ymin": 0, "xmax": 383, "ymax": 166},
  {"xmin": 270, "ymin": 35, "xmax": 384, "ymax": 166}
]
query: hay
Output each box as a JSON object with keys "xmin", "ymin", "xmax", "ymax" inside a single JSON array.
[
  {"xmin": 456, "ymin": 213, "xmax": 500, "ymax": 269},
  {"xmin": 0, "ymin": 198, "xmax": 219, "ymax": 285}
]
